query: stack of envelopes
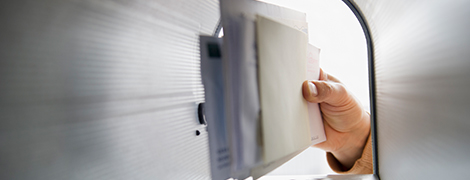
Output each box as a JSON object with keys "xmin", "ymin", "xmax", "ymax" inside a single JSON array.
[{"xmin": 200, "ymin": 0, "xmax": 326, "ymax": 179}]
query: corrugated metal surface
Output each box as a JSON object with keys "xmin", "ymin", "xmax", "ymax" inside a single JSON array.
[
  {"xmin": 0, "ymin": 0, "xmax": 219, "ymax": 179},
  {"xmin": 354, "ymin": 0, "xmax": 470, "ymax": 179}
]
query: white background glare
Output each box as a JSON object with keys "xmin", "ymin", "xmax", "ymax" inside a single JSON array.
[{"xmin": 256, "ymin": 0, "xmax": 370, "ymax": 176}]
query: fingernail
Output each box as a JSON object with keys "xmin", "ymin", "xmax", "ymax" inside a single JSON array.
[{"xmin": 308, "ymin": 82, "xmax": 318, "ymax": 96}]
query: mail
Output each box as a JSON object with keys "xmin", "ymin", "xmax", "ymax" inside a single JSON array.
[{"xmin": 201, "ymin": 0, "xmax": 326, "ymax": 179}]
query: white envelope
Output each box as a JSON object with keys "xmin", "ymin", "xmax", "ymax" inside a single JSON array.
[{"xmin": 256, "ymin": 15, "xmax": 312, "ymax": 164}]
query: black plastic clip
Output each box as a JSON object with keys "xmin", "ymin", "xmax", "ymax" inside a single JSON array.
[{"xmin": 197, "ymin": 103, "xmax": 207, "ymax": 126}]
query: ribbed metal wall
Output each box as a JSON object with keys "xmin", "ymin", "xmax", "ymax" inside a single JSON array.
[
  {"xmin": 0, "ymin": 0, "xmax": 219, "ymax": 179},
  {"xmin": 354, "ymin": 0, "xmax": 470, "ymax": 179}
]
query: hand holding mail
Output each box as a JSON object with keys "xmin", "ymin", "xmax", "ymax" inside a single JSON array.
[{"xmin": 302, "ymin": 69, "xmax": 370, "ymax": 170}]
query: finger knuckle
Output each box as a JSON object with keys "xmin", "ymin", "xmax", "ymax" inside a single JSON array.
[
  {"xmin": 336, "ymin": 83, "xmax": 347, "ymax": 94},
  {"xmin": 322, "ymin": 82, "xmax": 334, "ymax": 95}
]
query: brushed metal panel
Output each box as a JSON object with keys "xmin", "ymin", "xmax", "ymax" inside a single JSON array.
[
  {"xmin": 0, "ymin": 0, "xmax": 219, "ymax": 179},
  {"xmin": 354, "ymin": 0, "xmax": 470, "ymax": 179}
]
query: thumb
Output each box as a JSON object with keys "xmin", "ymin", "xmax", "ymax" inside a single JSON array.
[{"xmin": 302, "ymin": 80, "xmax": 348, "ymax": 105}]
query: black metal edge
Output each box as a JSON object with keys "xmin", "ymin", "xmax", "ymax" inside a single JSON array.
[{"xmin": 341, "ymin": 0, "xmax": 379, "ymax": 178}]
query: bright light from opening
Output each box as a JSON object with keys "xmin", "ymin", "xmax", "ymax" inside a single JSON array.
[{"xmin": 256, "ymin": 0, "xmax": 369, "ymax": 176}]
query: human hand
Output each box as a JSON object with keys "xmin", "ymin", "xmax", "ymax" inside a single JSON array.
[{"xmin": 302, "ymin": 69, "xmax": 370, "ymax": 170}]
